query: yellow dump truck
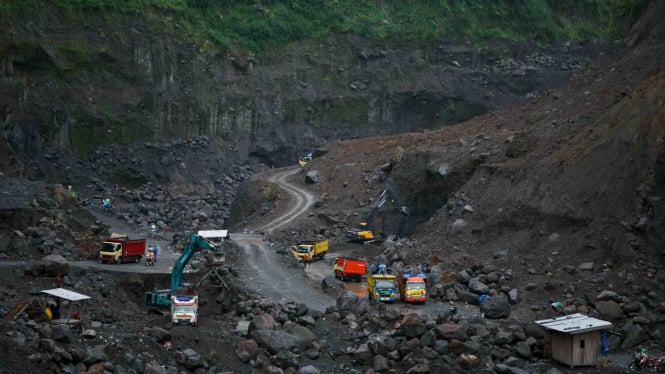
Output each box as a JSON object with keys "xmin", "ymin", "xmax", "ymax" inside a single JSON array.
[
  {"xmin": 367, "ymin": 273, "xmax": 397, "ymax": 302},
  {"xmin": 290, "ymin": 239, "xmax": 328, "ymax": 261}
]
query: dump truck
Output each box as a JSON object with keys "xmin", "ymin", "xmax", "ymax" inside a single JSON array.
[
  {"xmin": 333, "ymin": 257, "xmax": 367, "ymax": 282},
  {"xmin": 397, "ymin": 272, "xmax": 427, "ymax": 303},
  {"xmin": 290, "ymin": 239, "xmax": 328, "ymax": 262},
  {"xmin": 171, "ymin": 294, "xmax": 198, "ymax": 326},
  {"xmin": 367, "ymin": 273, "xmax": 397, "ymax": 302},
  {"xmin": 98, "ymin": 235, "xmax": 146, "ymax": 264},
  {"xmin": 346, "ymin": 222, "xmax": 375, "ymax": 242}
]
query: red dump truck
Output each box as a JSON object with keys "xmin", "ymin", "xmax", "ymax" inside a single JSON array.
[
  {"xmin": 397, "ymin": 272, "xmax": 427, "ymax": 303},
  {"xmin": 334, "ymin": 257, "xmax": 367, "ymax": 282},
  {"xmin": 99, "ymin": 234, "xmax": 146, "ymax": 264}
]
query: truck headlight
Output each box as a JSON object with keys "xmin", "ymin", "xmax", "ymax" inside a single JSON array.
[
  {"xmin": 374, "ymin": 293, "xmax": 380, "ymax": 297},
  {"xmin": 390, "ymin": 293, "xmax": 395, "ymax": 297}
]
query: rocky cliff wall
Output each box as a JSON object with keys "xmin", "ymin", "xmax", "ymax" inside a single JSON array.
[{"xmin": 0, "ymin": 9, "xmax": 609, "ymax": 177}]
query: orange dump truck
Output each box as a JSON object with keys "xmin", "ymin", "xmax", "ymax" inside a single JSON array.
[
  {"xmin": 396, "ymin": 272, "xmax": 427, "ymax": 303},
  {"xmin": 333, "ymin": 257, "xmax": 367, "ymax": 282}
]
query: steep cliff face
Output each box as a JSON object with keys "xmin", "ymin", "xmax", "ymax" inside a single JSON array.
[{"xmin": 0, "ymin": 6, "xmax": 608, "ymax": 179}]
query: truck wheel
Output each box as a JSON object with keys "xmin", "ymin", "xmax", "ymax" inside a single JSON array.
[
  {"xmin": 116, "ymin": 256, "xmax": 122, "ymax": 264},
  {"xmin": 135, "ymin": 256, "xmax": 140, "ymax": 263}
]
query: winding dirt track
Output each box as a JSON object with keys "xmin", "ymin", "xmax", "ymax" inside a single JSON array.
[
  {"xmin": 233, "ymin": 167, "xmax": 334, "ymax": 311},
  {"xmin": 253, "ymin": 167, "xmax": 314, "ymax": 233}
]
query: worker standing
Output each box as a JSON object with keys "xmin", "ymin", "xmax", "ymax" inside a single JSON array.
[
  {"xmin": 54, "ymin": 273, "xmax": 62, "ymax": 288},
  {"xmin": 153, "ymin": 245, "xmax": 159, "ymax": 264},
  {"xmin": 303, "ymin": 253, "xmax": 311, "ymax": 270}
]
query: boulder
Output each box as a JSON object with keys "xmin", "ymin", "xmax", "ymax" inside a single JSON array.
[
  {"xmin": 401, "ymin": 313, "xmax": 427, "ymax": 338},
  {"xmin": 283, "ymin": 324, "xmax": 316, "ymax": 346},
  {"xmin": 373, "ymin": 355, "xmax": 390, "ymax": 372},
  {"xmin": 179, "ymin": 348, "xmax": 207, "ymax": 370},
  {"xmin": 305, "ymin": 171, "xmax": 321, "ymax": 184},
  {"xmin": 321, "ymin": 275, "xmax": 340, "ymax": 290},
  {"xmin": 620, "ymin": 323, "xmax": 648, "ymax": 350},
  {"xmin": 336, "ymin": 291, "xmax": 368, "ymax": 315},
  {"xmin": 274, "ymin": 350, "xmax": 299, "ymax": 369},
  {"xmin": 435, "ymin": 323, "xmax": 468, "ymax": 341},
  {"xmin": 235, "ymin": 321, "xmax": 251, "ymax": 337},
  {"xmin": 236, "ymin": 339, "xmax": 260, "ymax": 362},
  {"xmin": 250, "ymin": 330, "xmax": 299, "ymax": 354},
  {"xmin": 595, "ymin": 300, "xmax": 624, "ymax": 321},
  {"xmin": 249, "ymin": 313, "xmax": 276, "ymax": 332},
  {"xmin": 449, "ymin": 219, "xmax": 467, "ymax": 236},
  {"xmin": 298, "ymin": 365, "xmax": 321, "ymax": 374},
  {"xmin": 468, "ymin": 277, "xmax": 489, "ymax": 294},
  {"xmin": 41, "ymin": 254, "xmax": 69, "ymax": 276},
  {"xmin": 457, "ymin": 353, "xmax": 480, "ymax": 369},
  {"xmin": 480, "ymin": 294, "xmax": 511, "ymax": 319},
  {"xmin": 142, "ymin": 327, "xmax": 170, "ymax": 344}
]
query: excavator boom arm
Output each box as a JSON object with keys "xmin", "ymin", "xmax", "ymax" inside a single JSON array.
[{"xmin": 170, "ymin": 234, "xmax": 215, "ymax": 293}]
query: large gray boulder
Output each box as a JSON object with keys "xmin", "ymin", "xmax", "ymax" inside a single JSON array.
[
  {"xmin": 250, "ymin": 330, "xmax": 299, "ymax": 354},
  {"xmin": 595, "ymin": 300, "xmax": 624, "ymax": 321},
  {"xmin": 283, "ymin": 323, "xmax": 316, "ymax": 346},
  {"xmin": 336, "ymin": 291, "xmax": 368, "ymax": 315},
  {"xmin": 480, "ymin": 294, "xmax": 511, "ymax": 319},
  {"xmin": 42, "ymin": 254, "xmax": 69, "ymax": 276}
]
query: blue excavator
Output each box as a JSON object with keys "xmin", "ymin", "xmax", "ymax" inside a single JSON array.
[{"xmin": 144, "ymin": 234, "xmax": 215, "ymax": 308}]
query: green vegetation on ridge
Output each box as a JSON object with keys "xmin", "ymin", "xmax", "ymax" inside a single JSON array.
[{"xmin": 0, "ymin": 0, "xmax": 644, "ymax": 51}]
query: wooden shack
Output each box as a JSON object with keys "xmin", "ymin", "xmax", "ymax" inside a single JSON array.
[{"xmin": 535, "ymin": 313, "xmax": 612, "ymax": 368}]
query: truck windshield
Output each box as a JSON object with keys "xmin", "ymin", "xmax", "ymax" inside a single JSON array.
[
  {"xmin": 296, "ymin": 246, "xmax": 312, "ymax": 253},
  {"xmin": 101, "ymin": 243, "xmax": 118, "ymax": 251},
  {"xmin": 408, "ymin": 281, "xmax": 426, "ymax": 289},
  {"xmin": 376, "ymin": 280, "xmax": 394, "ymax": 288},
  {"xmin": 173, "ymin": 305, "xmax": 195, "ymax": 314}
]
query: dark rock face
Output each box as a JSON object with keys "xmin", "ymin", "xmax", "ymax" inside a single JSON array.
[{"xmin": 0, "ymin": 11, "xmax": 605, "ymax": 173}]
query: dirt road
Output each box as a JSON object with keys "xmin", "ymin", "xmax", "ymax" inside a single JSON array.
[
  {"xmin": 253, "ymin": 167, "xmax": 315, "ymax": 233},
  {"xmin": 234, "ymin": 167, "xmax": 334, "ymax": 311}
]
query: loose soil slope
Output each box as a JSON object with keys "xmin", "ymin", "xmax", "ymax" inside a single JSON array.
[{"xmin": 275, "ymin": 0, "xmax": 665, "ymax": 321}]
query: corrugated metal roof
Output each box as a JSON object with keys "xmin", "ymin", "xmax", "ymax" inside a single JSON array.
[
  {"xmin": 535, "ymin": 313, "xmax": 612, "ymax": 334},
  {"xmin": 41, "ymin": 288, "xmax": 91, "ymax": 302}
]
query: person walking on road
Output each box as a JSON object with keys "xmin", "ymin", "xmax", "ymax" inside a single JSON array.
[{"xmin": 302, "ymin": 253, "xmax": 311, "ymax": 270}]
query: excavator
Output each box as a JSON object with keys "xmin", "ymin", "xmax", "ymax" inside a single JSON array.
[
  {"xmin": 346, "ymin": 222, "xmax": 375, "ymax": 242},
  {"xmin": 144, "ymin": 234, "xmax": 216, "ymax": 326},
  {"xmin": 347, "ymin": 189, "xmax": 409, "ymax": 243},
  {"xmin": 298, "ymin": 152, "xmax": 313, "ymax": 167}
]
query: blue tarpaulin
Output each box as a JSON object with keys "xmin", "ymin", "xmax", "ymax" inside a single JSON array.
[{"xmin": 601, "ymin": 330, "xmax": 609, "ymax": 356}]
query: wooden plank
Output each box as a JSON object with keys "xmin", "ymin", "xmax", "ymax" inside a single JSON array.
[{"xmin": 1, "ymin": 301, "xmax": 29, "ymax": 321}]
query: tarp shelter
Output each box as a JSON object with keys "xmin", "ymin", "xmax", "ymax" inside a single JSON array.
[
  {"xmin": 41, "ymin": 288, "xmax": 91, "ymax": 332},
  {"xmin": 535, "ymin": 313, "xmax": 612, "ymax": 368},
  {"xmin": 41, "ymin": 288, "xmax": 91, "ymax": 302}
]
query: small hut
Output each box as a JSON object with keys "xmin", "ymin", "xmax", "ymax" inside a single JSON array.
[
  {"xmin": 41, "ymin": 288, "xmax": 91, "ymax": 332},
  {"xmin": 535, "ymin": 313, "xmax": 612, "ymax": 368}
]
